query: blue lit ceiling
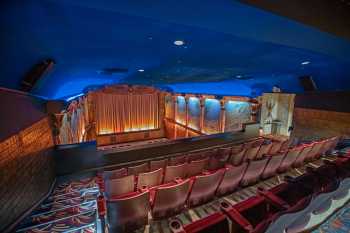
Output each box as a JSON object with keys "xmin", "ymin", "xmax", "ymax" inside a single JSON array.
[{"xmin": 1, "ymin": 0, "xmax": 350, "ymax": 99}]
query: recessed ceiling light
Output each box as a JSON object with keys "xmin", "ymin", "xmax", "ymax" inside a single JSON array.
[
  {"xmin": 301, "ymin": 61, "xmax": 310, "ymax": 65},
  {"xmin": 138, "ymin": 69, "xmax": 144, "ymax": 72},
  {"xmin": 174, "ymin": 40, "xmax": 184, "ymax": 46},
  {"xmin": 236, "ymin": 75, "xmax": 242, "ymax": 78}
]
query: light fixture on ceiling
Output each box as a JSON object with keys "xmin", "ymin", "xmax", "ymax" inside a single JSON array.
[
  {"xmin": 236, "ymin": 75, "xmax": 242, "ymax": 78},
  {"xmin": 174, "ymin": 40, "xmax": 184, "ymax": 46},
  {"xmin": 138, "ymin": 69, "xmax": 144, "ymax": 72},
  {"xmin": 301, "ymin": 61, "xmax": 311, "ymax": 65}
]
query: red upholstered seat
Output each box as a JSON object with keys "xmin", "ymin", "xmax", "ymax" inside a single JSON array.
[
  {"xmin": 293, "ymin": 144, "xmax": 313, "ymax": 167},
  {"xmin": 305, "ymin": 140, "xmax": 325, "ymax": 162},
  {"xmin": 164, "ymin": 163, "xmax": 188, "ymax": 183},
  {"xmin": 105, "ymin": 175, "xmax": 135, "ymax": 198},
  {"xmin": 107, "ymin": 191, "xmax": 150, "ymax": 232},
  {"xmin": 187, "ymin": 158, "xmax": 209, "ymax": 177},
  {"xmin": 103, "ymin": 167, "xmax": 127, "ymax": 180},
  {"xmin": 269, "ymin": 140, "xmax": 284, "ymax": 154},
  {"xmin": 169, "ymin": 154, "xmax": 187, "ymax": 165},
  {"xmin": 182, "ymin": 212, "xmax": 230, "ymax": 233},
  {"xmin": 127, "ymin": 162, "xmax": 149, "ymax": 176},
  {"xmin": 187, "ymin": 169, "xmax": 225, "ymax": 207},
  {"xmin": 216, "ymin": 163, "xmax": 248, "ymax": 196},
  {"xmin": 240, "ymin": 158, "xmax": 269, "ymax": 186},
  {"xmin": 243, "ymin": 139, "xmax": 263, "ymax": 161},
  {"xmin": 137, "ymin": 168, "xmax": 163, "ymax": 190},
  {"xmin": 187, "ymin": 151, "xmax": 206, "ymax": 162},
  {"xmin": 261, "ymin": 152, "xmax": 286, "ymax": 179},
  {"xmin": 256, "ymin": 142, "xmax": 273, "ymax": 159},
  {"xmin": 152, "ymin": 179, "xmax": 191, "ymax": 219},
  {"xmin": 150, "ymin": 159, "xmax": 168, "ymax": 171},
  {"xmin": 277, "ymin": 146, "xmax": 303, "ymax": 173},
  {"xmin": 208, "ymin": 147, "xmax": 231, "ymax": 170},
  {"xmin": 229, "ymin": 145, "xmax": 246, "ymax": 166}
]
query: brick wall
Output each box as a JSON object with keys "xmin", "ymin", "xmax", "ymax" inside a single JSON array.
[
  {"xmin": 0, "ymin": 118, "xmax": 55, "ymax": 232},
  {"xmin": 293, "ymin": 107, "xmax": 350, "ymax": 140}
]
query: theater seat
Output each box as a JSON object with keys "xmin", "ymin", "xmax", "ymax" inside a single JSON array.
[
  {"xmin": 261, "ymin": 152, "xmax": 286, "ymax": 179},
  {"xmin": 127, "ymin": 162, "xmax": 149, "ymax": 176},
  {"xmin": 107, "ymin": 191, "xmax": 150, "ymax": 232},
  {"xmin": 164, "ymin": 163, "xmax": 188, "ymax": 183},
  {"xmin": 304, "ymin": 141, "xmax": 324, "ymax": 162},
  {"xmin": 269, "ymin": 140, "xmax": 284, "ymax": 154},
  {"xmin": 169, "ymin": 154, "xmax": 187, "ymax": 166},
  {"xmin": 216, "ymin": 163, "xmax": 248, "ymax": 196},
  {"xmin": 240, "ymin": 158, "xmax": 268, "ymax": 186},
  {"xmin": 293, "ymin": 145, "xmax": 313, "ymax": 168},
  {"xmin": 208, "ymin": 147, "xmax": 231, "ymax": 170},
  {"xmin": 256, "ymin": 141, "xmax": 273, "ymax": 159},
  {"xmin": 105, "ymin": 175, "xmax": 135, "ymax": 198},
  {"xmin": 182, "ymin": 212, "xmax": 230, "ymax": 233},
  {"xmin": 186, "ymin": 158, "xmax": 209, "ymax": 177},
  {"xmin": 187, "ymin": 169, "xmax": 225, "ymax": 207},
  {"xmin": 229, "ymin": 145, "xmax": 246, "ymax": 166},
  {"xmin": 152, "ymin": 179, "xmax": 191, "ymax": 219},
  {"xmin": 150, "ymin": 159, "xmax": 168, "ymax": 171},
  {"xmin": 277, "ymin": 146, "xmax": 303, "ymax": 173},
  {"xmin": 187, "ymin": 151, "xmax": 205, "ymax": 162},
  {"xmin": 104, "ymin": 167, "xmax": 127, "ymax": 180},
  {"xmin": 137, "ymin": 168, "xmax": 163, "ymax": 190},
  {"xmin": 243, "ymin": 139, "xmax": 262, "ymax": 161}
]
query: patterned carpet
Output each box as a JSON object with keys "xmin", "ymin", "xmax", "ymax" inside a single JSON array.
[
  {"xmin": 313, "ymin": 201, "xmax": 350, "ymax": 233},
  {"xmin": 16, "ymin": 177, "xmax": 100, "ymax": 233}
]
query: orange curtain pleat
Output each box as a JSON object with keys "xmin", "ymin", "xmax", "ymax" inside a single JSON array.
[{"xmin": 95, "ymin": 93, "xmax": 159, "ymax": 134}]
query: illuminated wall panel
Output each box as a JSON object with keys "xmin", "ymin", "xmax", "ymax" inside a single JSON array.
[
  {"xmin": 203, "ymin": 98, "xmax": 220, "ymax": 134},
  {"xmin": 188, "ymin": 97, "xmax": 200, "ymax": 130},
  {"xmin": 225, "ymin": 101, "xmax": 251, "ymax": 131},
  {"xmin": 176, "ymin": 96, "xmax": 186, "ymax": 125},
  {"xmin": 165, "ymin": 95, "xmax": 174, "ymax": 119}
]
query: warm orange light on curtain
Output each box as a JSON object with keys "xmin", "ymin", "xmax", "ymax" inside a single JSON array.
[{"xmin": 95, "ymin": 93, "xmax": 159, "ymax": 134}]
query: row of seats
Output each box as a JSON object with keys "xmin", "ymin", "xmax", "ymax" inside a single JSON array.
[
  {"xmin": 169, "ymin": 156, "xmax": 349, "ymax": 233},
  {"xmin": 99, "ymin": 136, "xmax": 339, "ymax": 232}
]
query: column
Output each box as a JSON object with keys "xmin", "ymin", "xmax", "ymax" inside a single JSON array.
[
  {"xmin": 199, "ymin": 97, "xmax": 205, "ymax": 133},
  {"xmin": 219, "ymin": 99, "xmax": 226, "ymax": 133}
]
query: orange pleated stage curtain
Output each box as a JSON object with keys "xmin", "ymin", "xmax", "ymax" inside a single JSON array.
[{"xmin": 95, "ymin": 93, "xmax": 159, "ymax": 134}]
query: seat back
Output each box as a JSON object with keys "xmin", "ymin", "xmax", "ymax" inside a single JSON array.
[
  {"xmin": 203, "ymin": 149, "xmax": 218, "ymax": 158},
  {"xmin": 269, "ymin": 140, "xmax": 284, "ymax": 154},
  {"xmin": 293, "ymin": 145, "xmax": 313, "ymax": 168},
  {"xmin": 169, "ymin": 154, "xmax": 187, "ymax": 165},
  {"xmin": 244, "ymin": 145, "xmax": 261, "ymax": 161},
  {"xmin": 107, "ymin": 191, "xmax": 150, "ymax": 232},
  {"xmin": 261, "ymin": 152, "xmax": 286, "ymax": 179},
  {"xmin": 306, "ymin": 141, "xmax": 324, "ymax": 161},
  {"xmin": 128, "ymin": 162, "xmax": 149, "ymax": 176},
  {"xmin": 164, "ymin": 163, "xmax": 188, "ymax": 183},
  {"xmin": 278, "ymin": 147, "xmax": 303, "ymax": 173},
  {"xmin": 150, "ymin": 159, "xmax": 168, "ymax": 171},
  {"xmin": 105, "ymin": 175, "xmax": 135, "ymax": 198},
  {"xmin": 137, "ymin": 168, "xmax": 163, "ymax": 189},
  {"xmin": 104, "ymin": 168, "xmax": 127, "ymax": 180},
  {"xmin": 187, "ymin": 151, "xmax": 205, "ymax": 162},
  {"xmin": 187, "ymin": 158, "xmax": 209, "ymax": 177},
  {"xmin": 256, "ymin": 142, "xmax": 273, "ymax": 159},
  {"xmin": 229, "ymin": 147, "xmax": 246, "ymax": 166},
  {"xmin": 240, "ymin": 158, "xmax": 268, "ymax": 186},
  {"xmin": 216, "ymin": 163, "xmax": 248, "ymax": 196},
  {"xmin": 188, "ymin": 169, "xmax": 225, "ymax": 207},
  {"xmin": 152, "ymin": 179, "xmax": 191, "ymax": 219},
  {"xmin": 208, "ymin": 148, "xmax": 231, "ymax": 170}
]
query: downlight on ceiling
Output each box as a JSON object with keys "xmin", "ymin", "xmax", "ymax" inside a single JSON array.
[
  {"xmin": 174, "ymin": 40, "xmax": 185, "ymax": 46},
  {"xmin": 301, "ymin": 61, "xmax": 310, "ymax": 65},
  {"xmin": 138, "ymin": 69, "xmax": 144, "ymax": 72}
]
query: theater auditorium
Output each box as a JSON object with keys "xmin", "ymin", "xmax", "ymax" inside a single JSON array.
[{"xmin": 1, "ymin": 1, "xmax": 350, "ymax": 233}]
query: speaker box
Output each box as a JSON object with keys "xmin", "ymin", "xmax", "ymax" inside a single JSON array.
[
  {"xmin": 299, "ymin": 76, "xmax": 317, "ymax": 92},
  {"xmin": 21, "ymin": 59, "xmax": 55, "ymax": 92}
]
